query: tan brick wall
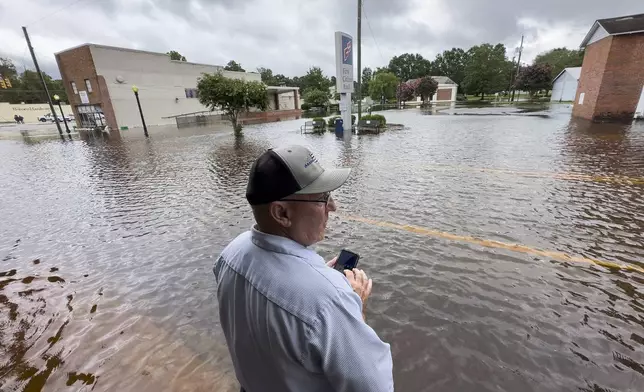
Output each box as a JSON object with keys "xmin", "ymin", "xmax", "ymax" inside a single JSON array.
[
  {"xmin": 594, "ymin": 34, "xmax": 644, "ymax": 120},
  {"xmin": 572, "ymin": 36, "xmax": 612, "ymax": 120},
  {"xmin": 55, "ymin": 45, "xmax": 118, "ymax": 129}
]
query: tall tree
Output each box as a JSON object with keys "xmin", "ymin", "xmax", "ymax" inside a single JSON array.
[
  {"xmin": 369, "ymin": 72, "xmax": 399, "ymax": 101},
  {"xmin": 514, "ymin": 64, "xmax": 553, "ymax": 95},
  {"xmin": 166, "ymin": 50, "xmax": 187, "ymax": 61},
  {"xmin": 361, "ymin": 67, "xmax": 372, "ymax": 98},
  {"xmin": 0, "ymin": 57, "xmax": 18, "ymax": 79},
  {"xmin": 433, "ymin": 48, "xmax": 468, "ymax": 89},
  {"xmin": 224, "ymin": 60, "xmax": 245, "ymax": 72},
  {"xmin": 257, "ymin": 67, "xmax": 276, "ymax": 85},
  {"xmin": 197, "ymin": 72, "xmax": 267, "ymax": 136},
  {"xmin": 533, "ymin": 48, "xmax": 584, "ymax": 80},
  {"xmin": 273, "ymin": 74, "xmax": 293, "ymax": 86},
  {"xmin": 302, "ymin": 88, "xmax": 330, "ymax": 108},
  {"xmin": 298, "ymin": 67, "xmax": 331, "ymax": 96},
  {"xmin": 462, "ymin": 44, "xmax": 513, "ymax": 99},
  {"xmin": 388, "ymin": 53, "xmax": 434, "ymax": 82}
]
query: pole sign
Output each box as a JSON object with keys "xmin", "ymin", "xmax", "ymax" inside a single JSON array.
[{"xmin": 335, "ymin": 31, "xmax": 354, "ymax": 93}]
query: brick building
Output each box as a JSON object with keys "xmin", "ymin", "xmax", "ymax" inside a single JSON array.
[
  {"xmin": 55, "ymin": 44, "xmax": 301, "ymax": 130},
  {"xmin": 573, "ymin": 13, "xmax": 644, "ymax": 121}
]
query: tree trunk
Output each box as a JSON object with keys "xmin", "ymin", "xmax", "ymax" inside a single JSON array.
[{"xmin": 481, "ymin": 92, "xmax": 484, "ymax": 100}]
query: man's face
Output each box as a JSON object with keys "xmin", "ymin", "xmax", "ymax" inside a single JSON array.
[{"xmin": 283, "ymin": 192, "xmax": 337, "ymax": 246}]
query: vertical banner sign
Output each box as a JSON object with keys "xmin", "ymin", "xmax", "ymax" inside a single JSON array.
[{"xmin": 335, "ymin": 32, "xmax": 354, "ymax": 93}]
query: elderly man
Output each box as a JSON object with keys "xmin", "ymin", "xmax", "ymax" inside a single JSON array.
[{"xmin": 214, "ymin": 145, "xmax": 393, "ymax": 392}]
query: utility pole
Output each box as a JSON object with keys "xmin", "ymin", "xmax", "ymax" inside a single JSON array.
[
  {"xmin": 22, "ymin": 26, "xmax": 63, "ymax": 138},
  {"xmin": 511, "ymin": 35, "xmax": 524, "ymax": 103},
  {"xmin": 356, "ymin": 0, "xmax": 362, "ymax": 120}
]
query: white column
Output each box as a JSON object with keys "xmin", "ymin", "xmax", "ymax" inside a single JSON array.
[
  {"xmin": 340, "ymin": 93, "xmax": 352, "ymax": 139},
  {"xmin": 451, "ymin": 86, "xmax": 457, "ymax": 102}
]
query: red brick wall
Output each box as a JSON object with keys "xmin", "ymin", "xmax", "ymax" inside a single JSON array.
[
  {"xmin": 573, "ymin": 33, "xmax": 644, "ymax": 121},
  {"xmin": 572, "ymin": 36, "xmax": 612, "ymax": 120},
  {"xmin": 594, "ymin": 34, "xmax": 644, "ymax": 120},
  {"xmin": 436, "ymin": 88, "xmax": 452, "ymax": 101},
  {"xmin": 55, "ymin": 45, "xmax": 118, "ymax": 129}
]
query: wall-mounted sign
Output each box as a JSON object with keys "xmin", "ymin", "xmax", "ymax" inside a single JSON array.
[{"xmin": 335, "ymin": 31, "xmax": 354, "ymax": 93}]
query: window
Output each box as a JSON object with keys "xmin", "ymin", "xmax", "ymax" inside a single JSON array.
[
  {"xmin": 184, "ymin": 88, "xmax": 198, "ymax": 98},
  {"xmin": 71, "ymin": 82, "xmax": 78, "ymax": 95},
  {"xmin": 84, "ymin": 79, "xmax": 93, "ymax": 93}
]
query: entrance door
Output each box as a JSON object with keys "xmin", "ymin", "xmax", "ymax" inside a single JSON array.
[{"xmin": 635, "ymin": 85, "xmax": 644, "ymax": 119}]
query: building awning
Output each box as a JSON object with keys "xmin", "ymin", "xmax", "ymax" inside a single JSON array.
[{"xmin": 266, "ymin": 86, "xmax": 299, "ymax": 94}]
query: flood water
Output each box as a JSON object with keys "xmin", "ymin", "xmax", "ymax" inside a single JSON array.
[{"xmin": 1, "ymin": 105, "xmax": 643, "ymax": 392}]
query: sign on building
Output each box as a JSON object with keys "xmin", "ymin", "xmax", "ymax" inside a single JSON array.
[{"xmin": 335, "ymin": 31, "xmax": 354, "ymax": 93}]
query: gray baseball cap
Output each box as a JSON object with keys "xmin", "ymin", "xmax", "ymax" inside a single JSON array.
[{"xmin": 246, "ymin": 145, "xmax": 351, "ymax": 205}]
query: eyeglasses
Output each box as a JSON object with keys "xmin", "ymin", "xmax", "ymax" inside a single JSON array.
[{"xmin": 281, "ymin": 192, "xmax": 331, "ymax": 204}]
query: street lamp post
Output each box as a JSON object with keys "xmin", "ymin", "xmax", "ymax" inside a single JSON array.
[
  {"xmin": 53, "ymin": 94, "xmax": 71, "ymax": 135},
  {"xmin": 132, "ymin": 85, "xmax": 149, "ymax": 137}
]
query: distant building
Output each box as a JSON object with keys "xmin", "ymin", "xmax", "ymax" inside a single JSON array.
[
  {"xmin": 406, "ymin": 76, "xmax": 458, "ymax": 104},
  {"xmin": 573, "ymin": 13, "xmax": 644, "ymax": 121},
  {"xmin": 55, "ymin": 44, "xmax": 301, "ymax": 130},
  {"xmin": 551, "ymin": 67, "xmax": 581, "ymax": 102}
]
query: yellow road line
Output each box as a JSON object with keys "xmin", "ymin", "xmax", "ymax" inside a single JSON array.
[{"xmin": 341, "ymin": 215, "xmax": 644, "ymax": 274}]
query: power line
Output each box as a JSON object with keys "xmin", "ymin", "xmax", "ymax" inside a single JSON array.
[
  {"xmin": 25, "ymin": 0, "xmax": 91, "ymax": 28},
  {"xmin": 361, "ymin": 0, "xmax": 386, "ymax": 65}
]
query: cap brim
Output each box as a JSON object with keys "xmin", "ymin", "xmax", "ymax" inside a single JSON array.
[{"xmin": 294, "ymin": 168, "xmax": 351, "ymax": 195}]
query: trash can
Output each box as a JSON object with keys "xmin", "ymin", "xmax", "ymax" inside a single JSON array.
[{"xmin": 334, "ymin": 118, "xmax": 343, "ymax": 138}]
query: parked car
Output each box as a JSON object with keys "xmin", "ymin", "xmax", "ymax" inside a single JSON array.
[{"xmin": 38, "ymin": 113, "xmax": 73, "ymax": 123}]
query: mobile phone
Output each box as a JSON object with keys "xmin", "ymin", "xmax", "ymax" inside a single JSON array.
[{"xmin": 333, "ymin": 249, "xmax": 360, "ymax": 272}]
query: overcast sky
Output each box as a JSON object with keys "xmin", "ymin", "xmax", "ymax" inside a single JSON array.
[{"xmin": 0, "ymin": 0, "xmax": 640, "ymax": 79}]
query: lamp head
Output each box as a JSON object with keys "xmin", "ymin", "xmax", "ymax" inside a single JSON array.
[
  {"xmin": 53, "ymin": 94, "xmax": 60, "ymax": 101},
  {"xmin": 132, "ymin": 85, "xmax": 139, "ymax": 93}
]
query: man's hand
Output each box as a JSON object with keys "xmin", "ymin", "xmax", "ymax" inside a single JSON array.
[
  {"xmin": 344, "ymin": 269, "xmax": 373, "ymax": 306},
  {"xmin": 326, "ymin": 257, "xmax": 337, "ymax": 268}
]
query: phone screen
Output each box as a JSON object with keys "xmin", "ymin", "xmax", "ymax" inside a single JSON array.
[{"xmin": 333, "ymin": 249, "xmax": 360, "ymax": 272}]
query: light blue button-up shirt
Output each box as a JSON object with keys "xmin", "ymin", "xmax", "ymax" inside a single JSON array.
[{"xmin": 214, "ymin": 227, "xmax": 393, "ymax": 392}]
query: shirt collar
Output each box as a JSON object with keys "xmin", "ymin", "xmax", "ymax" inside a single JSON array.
[{"xmin": 251, "ymin": 226, "xmax": 322, "ymax": 262}]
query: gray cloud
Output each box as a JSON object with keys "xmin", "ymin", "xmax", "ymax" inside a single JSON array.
[{"xmin": 0, "ymin": 0, "xmax": 641, "ymax": 80}]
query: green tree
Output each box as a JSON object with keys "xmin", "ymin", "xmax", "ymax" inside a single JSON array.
[
  {"xmin": 273, "ymin": 74, "xmax": 293, "ymax": 86},
  {"xmin": 197, "ymin": 72, "xmax": 267, "ymax": 136},
  {"xmin": 0, "ymin": 57, "xmax": 18, "ymax": 79},
  {"xmin": 433, "ymin": 48, "xmax": 468, "ymax": 90},
  {"xmin": 415, "ymin": 76, "xmax": 438, "ymax": 103},
  {"xmin": 462, "ymin": 44, "xmax": 513, "ymax": 99},
  {"xmin": 303, "ymin": 88, "xmax": 330, "ymax": 108},
  {"xmin": 257, "ymin": 67, "xmax": 276, "ymax": 85},
  {"xmin": 224, "ymin": 60, "xmax": 245, "ymax": 72},
  {"xmin": 361, "ymin": 67, "xmax": 372, "ymax": 98},
  {"xmin": 369, "ymin": 72, "xmax": 399, "ymax": 101},
  {"xmin": 298, "ymin": 67, "xmax": 332, "ymax": 96},
  {"xmin": 388, "ymin": 53, "xmax": 434, "ymax": 82},
  {"xmin": 533, "ymin": 48, "xmax": 584, "ymax": 80},
  {"xmin": 166, "ymin": 50, "xmax": 187, "ymax": 61},
  {"xmin": 514, "ymin": 64, "xmax": 553, "ymax": 96}
]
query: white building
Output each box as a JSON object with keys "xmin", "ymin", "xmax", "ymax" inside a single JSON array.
[
  {"xmin": 551, "ymin": 67, "xmax": 581, "ymax": 102},
  {"xmin": 404, "ymin": 76, "xmax": 458, "ymax": 105},
  {"xmin": 55, "ymin": 44, "xmax": 300, "ymax": 130}
]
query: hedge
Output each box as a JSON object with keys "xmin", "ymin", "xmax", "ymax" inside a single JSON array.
[{"xmin": 361, "ymin": 114, "xmax": 387, "ymax": 125}]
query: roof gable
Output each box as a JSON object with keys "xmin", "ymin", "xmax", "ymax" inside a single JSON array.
[{"xmin": 580, "ymin": 13, "xmax": 644, "ymax": 48}]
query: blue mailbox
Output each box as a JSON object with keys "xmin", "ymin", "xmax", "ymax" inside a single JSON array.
[{"xmin": 334, "ymin": 118, "xmax": 344, "ymax": 137}]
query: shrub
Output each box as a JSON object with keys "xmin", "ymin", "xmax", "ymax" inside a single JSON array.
[
  {"xmin": 327, "ymin": 116, "xmax": 341, "ymax": 127},
  {"xmin": 312, "ymin": 117, "xmax": 326, "ymax": 130},
  {"xmin": 301, "ymin": 102, "xmax": 311, "ymax": 111},
  {"xmin": 361, "ymin": 114, "xmax": 386, "ymax": 125},
  {"xmin": 327, "ymin": 115, "xmax": 357, "ymax": 127}
]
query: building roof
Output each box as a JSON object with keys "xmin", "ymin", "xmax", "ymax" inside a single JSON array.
[
  {"xmin": 580, "ymin": 13, "xmax": 644, "ymax": 47},
  {"xmin": 552, "ymin": 67, "xmax": 582, "ymax": 83},
  {"xmin": 407, "ymin": 76, "xmax": 457, "ymax": 86}
]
